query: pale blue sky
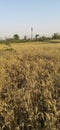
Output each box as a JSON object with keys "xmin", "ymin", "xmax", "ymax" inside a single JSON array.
[{"xmin": 0, "ymin": 0, "xmax": 60, "ymax": 38}]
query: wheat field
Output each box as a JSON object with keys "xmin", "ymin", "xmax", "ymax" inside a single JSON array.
[{"xmin": 0, "ymin": 42, "xmax": 60, "ymax": 130}]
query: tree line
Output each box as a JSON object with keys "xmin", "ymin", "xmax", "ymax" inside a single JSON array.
[{"xmin": 0, "ymin": 33, "xmax": 60, "ymax": 44}]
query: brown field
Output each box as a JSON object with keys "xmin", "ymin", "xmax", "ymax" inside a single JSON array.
[{"xmin": 0, "ymin": 42, "xmax": 60, "ymax": 130}]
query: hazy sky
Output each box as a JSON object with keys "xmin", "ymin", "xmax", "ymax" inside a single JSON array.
[{"xmin": 0, "ymin": 0, "xmax": 60, "ymax": 38}]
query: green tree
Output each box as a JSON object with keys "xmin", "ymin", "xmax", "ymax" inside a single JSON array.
[
  {"xmin": 24, "ymin": 35, "xmax": 27, "ymax": 40},
  {"xmin": 52, "ymin": 33, "xmax": 60, "ymax": 39},
  {"xmin": 13, "ymin": 34, "xmax": 19, "ymax": 40},
  {"xmin": 35, "ymin": 34, "xmax": 40, "ymax": 40}
]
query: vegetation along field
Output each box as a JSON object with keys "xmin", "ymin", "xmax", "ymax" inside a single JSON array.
[{"xmin": 0, "ymin": 42, "xmax": 60, "ymax": 130}]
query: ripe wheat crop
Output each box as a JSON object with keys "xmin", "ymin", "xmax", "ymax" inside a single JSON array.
[{"xmin": 0, "ymin": 42, "xmax": 60, "ymax": 130}]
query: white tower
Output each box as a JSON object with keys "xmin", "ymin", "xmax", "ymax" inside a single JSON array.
[{"xmin": 31, "ymin": 27, "xmax": 33, "ymax": 40}]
